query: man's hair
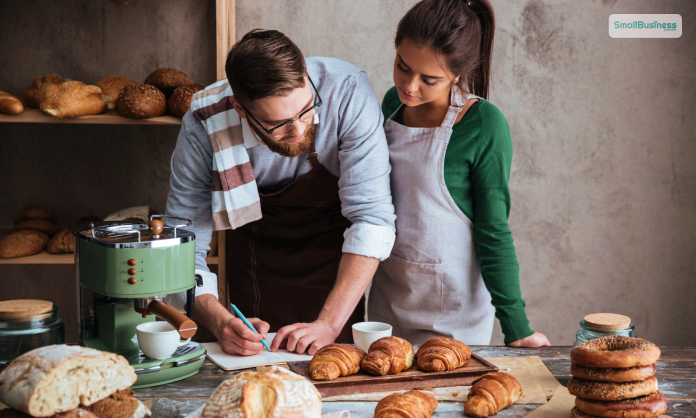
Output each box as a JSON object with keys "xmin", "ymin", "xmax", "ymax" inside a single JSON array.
[{"xmin": 225, "ymin": 29, "xmax": 307, "ymax": 103}]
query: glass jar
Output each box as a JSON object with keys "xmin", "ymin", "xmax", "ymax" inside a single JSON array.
[
  {"xmin": 575, "ymin": 320, "xmax": 635, "ymax": 345},
  {"xmin": 0, "ymin": 305, "xmax": 65, "ymax": 364}
]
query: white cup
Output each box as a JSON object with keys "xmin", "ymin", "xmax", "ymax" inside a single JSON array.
[
  {"xmin": 136, "ymin": 321, "xmax": 191, "ymax": 360},
  {"xmin": 352, "ymin": 322, "xmax": 393, "ymax": 352}
]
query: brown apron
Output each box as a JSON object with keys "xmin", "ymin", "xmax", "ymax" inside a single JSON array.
[{"xmin": 226, "ymin": 144, "xmax": 364, "ymax": 343}]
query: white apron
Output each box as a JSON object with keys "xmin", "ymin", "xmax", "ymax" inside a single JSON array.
[{"xmin": 368, "ymin": 85, "xmax": 495, "ymax": 345}]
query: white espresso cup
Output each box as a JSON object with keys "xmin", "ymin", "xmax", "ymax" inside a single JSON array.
[
  {"xmin": 352, "ymin": 322, "xmax": 393, "ymax": 352},
  {"xmin": 136, "ymin": 321, "xmax": 191, "ymax": 360}
]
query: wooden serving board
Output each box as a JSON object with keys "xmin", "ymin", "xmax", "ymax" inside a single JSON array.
[{"xmin": 288, "ymin": 353, "xmax": 498, "ymax": 397}]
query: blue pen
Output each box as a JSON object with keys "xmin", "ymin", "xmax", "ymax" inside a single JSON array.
[{"xmin": 231, "ymin": 304, "xmax": 271, "ymax": 352}]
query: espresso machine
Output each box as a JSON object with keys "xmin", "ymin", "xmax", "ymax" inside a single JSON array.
[{"xmin": 75, "ymin": 215, "xmax": 206, "ymax": 388}]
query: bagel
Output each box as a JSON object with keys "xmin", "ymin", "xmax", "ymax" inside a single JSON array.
[
  {"xmin": 568, "ymin": 376, "xmax": 657, "ymax": 401},
  {"xmin": 570, "ymin": 363, "xmax": 656, "ymax": 383},
  {"xmin": 571, "ymin": 336, "xmax": 660, "ymax": 368},
  {"xmin": 575, "ymin": 391, "xmax": 667, "ymax": 418}
]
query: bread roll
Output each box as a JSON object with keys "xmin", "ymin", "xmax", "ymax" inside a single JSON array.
[
  {"xmin": 14, "ymin": 205, "xmax": 57, "ymax": 224},
  {"xmin": 0, "ymin": 90, "xmax": 24, "ymax": 115},
  {"xmin": 95, "ymin": 76, "xmax": 138, "ymax": 110},
  {"xmin": 12, "ymin": 219, "xmax": 59, "ymax": 237},
  {"xmin": 40, "ymin": 81, "xmax": 106, "ymax": 118},
  {"xmin": 202, "ymin": 366, "xmax": 321, "ymax": 418},
  {"xmin": 0, "ymin": 230, "xmax": 50, "ymax": 259},
  {"xmin": 0, "ymin": 345, "xmax": 137, "ymax": 417},
  {"xmin": 23, "ymin": 75, "xmax": 64, "ymax": 108},
  {"xmin": 168, "ymin": 84, "xmax": 204, "ymax": 118},
  {"xmin": 115, "ymin": 84, "xmax": 166, "ymax": 119},
  {"xmin": 47, "ymin": 228, "xmax": 75, "ymax": 254},
  {"xmin": 144, "ymin": 68, "xmax": 191, "ymax": 99}
]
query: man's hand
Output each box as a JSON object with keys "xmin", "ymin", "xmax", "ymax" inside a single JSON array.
[
  {"xmin": 270, "ymin": 319, "xmax": 339, "ymax": 355},
  {"xmin": 506, "ymin": 332, "xmax": 551, "ymax": 347},
  {"xmin": 218, "ymin": 316, "xmax": 271, "ymax": 356}
]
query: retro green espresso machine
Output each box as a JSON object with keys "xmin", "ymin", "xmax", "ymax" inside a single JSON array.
[{"xmin": 74, "ymin": 215, "xmax": 206, "ymax": 388}]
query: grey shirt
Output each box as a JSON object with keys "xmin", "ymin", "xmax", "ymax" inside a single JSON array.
[{"xmin": 165, "ymin": 57, "xmax": 396, "ymax": 302}]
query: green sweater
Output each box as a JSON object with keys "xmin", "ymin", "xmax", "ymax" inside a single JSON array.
[{"xmin": 382, "ymin": 87, "xmax": 534, "ymax": 344}]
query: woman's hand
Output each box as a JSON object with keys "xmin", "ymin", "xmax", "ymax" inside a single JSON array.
[
  {"xmin": 506, "ymin": 332, "xmax": 551, "ymax": 347},
  {"xmin": 271, "ymin": 319, "xmax": 339, "ymax": 355}
]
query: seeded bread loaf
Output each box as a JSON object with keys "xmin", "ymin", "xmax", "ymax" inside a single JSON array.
[
  {"xmin": 22, "ymin": 75, "xmax": 64, "ymax": 108},
  {"xmin": 115, "ymin": 84, "xmax": 166, "ymax": 119},
  {"xmin": 12, "ymin": 220, "xmax": 59, "ymax": 237},
  {"xmin": 0, "ymin": 345, "xmax": 137, "ymax": 417},
  {"xmin": 40, "ymin": 81, "xmax": 106, "ymax": 118},
  {"xmin": 144, "ymin": 68, "xmax": 191, "ymax": 99},
  {"xmin": 0, "ymin": 230, "xmax": 50, "ymax": 259},
  {"xmin": 46, "ymin": 228, "xmax": 75, "ymax": 253},
  {"xmin": 168, "ymin": 84, "xmax": 204, "ymax": 118},
  {"xmin": 95, "ymin": 76, "xmax": 138, "ymax": 110}
]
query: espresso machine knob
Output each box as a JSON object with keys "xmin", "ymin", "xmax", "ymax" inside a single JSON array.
[{"xmin": 149, "ymin": 219, "xmax": 163, "ymax": 238}]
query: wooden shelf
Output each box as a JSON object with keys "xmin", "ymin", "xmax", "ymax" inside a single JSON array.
[
  {"xmin": 0, "ymin": 108, "xmax": 182, "ymax": 125},
  {"xmin": 0, "ymin": 251, "xmax": 218, "ymax": 265}
]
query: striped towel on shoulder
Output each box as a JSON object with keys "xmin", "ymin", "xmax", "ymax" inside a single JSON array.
[{"xmin": 190, "ymin": 79, "xmax": 262, "ymax": 230}]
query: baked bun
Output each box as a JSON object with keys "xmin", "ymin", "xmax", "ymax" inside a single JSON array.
[
  {"xmin": 14, "ymin": 206, "xmax": 57, "ymax": 224},
  {"xmin": 168, "ymin": 84, "xmax": 205, "ymax": 118},
  {"xmin": 115, "ymin": 84, "xmax": 166, "ymax": 119},
  {"xmin": 47, "ymin": 229, "xmax": 75, "ymax": 254},
  {"xmin": 568, "ymin": 376, "xmax": 658, "ymax": 401},
  {"xmin": 144, "ymin": 68, "xmax": 191, "ymax": 99},
  {"xmin": 95, "ymin": 76, "xmax": 138, "ymax": 110},
  {"xmin": 0, "ymin": 90, "xmax": 24, "ymax": 115},
  {"xmin": 0, "ymin": 230, "xmax": 50, "ymax": 259},
  {"xmin": 570, "ymin": 363, "xmax": 656, "ymax": 383},
  {"xmin": 574, "ymin": 391, "xmax": 667, "ymax": 418},
  {"xmin": 0, "ymin": 345, "xmax": 137, "ymax": 417},
  {"xmin": 12, "ymin": 220, "xmax": 59, "ymax": 237},
  {"xmin": 22, "ymin": 75, "xmax": 64, "ymax": 108},
  {"xmin": 571, "ymin": 336, "xmax": 661, "ymax": 368},
  {"xmin": 201, "ymin": 366, "xmax": 321, "ymax": 418},
  {"xmin": 39, "ymin": 81, "xmax": 106, "ymax": 118}
]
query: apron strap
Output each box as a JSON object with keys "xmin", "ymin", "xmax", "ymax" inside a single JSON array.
[
  {"xmin": 441, "ymin": 85, "xmax": 482, "ymax": 129},
  {"xmin": 306, "ymin": 141, "xmax": 322, "ymax": 170}
]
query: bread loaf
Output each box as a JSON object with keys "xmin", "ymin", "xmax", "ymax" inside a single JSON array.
[
  {"xmin": 0, "ymin": 408, "xmax": 98, "ymax": 418},
  {"xmin": 0, "ymin": 90, "xmax": 24, "ymax": 115},
  {"xmin": 95, "ymin": 76, "xmax": 138, "ymax": 110},
  {"xmin": 0, "ymin": 390, "xmax": 150, "ymax": 418},
  {"xmin": 0, "ymin": 230, "xmax": 50, "ymax": 259},
  {"xmin": 23, "ymin": 75, "xmax": 64, "ymax": 108},
  {"xmin": 144, "ymin": 68, "xmax": 191, "ymax": 99},
  {"xmin": 12, "ymin": 219, "xmax": 59, "ymax": 237},
  {"xmin": 201, "ymin": 366, "xmax": 321, "ymax": 418},
  {"xmin": 47, "ymin": 228, "xmax": 75, "ymax": 254},
  {"xmin": 115, "ymin": 84, "xmax": 166, "ymax": 119},
  {"xmin": 168, "ymin": 84, "xmax": 204, "ymax": 118},
  {"xmin": 0, "ymin": 345, "xmax": 137, "ymax": 417},
  {"xmin": 104, "ymin": 206, "xmax": 150, "ymax": 223},
  {"xmin": 40, "ymin": 81, "xmax": 106, "ymax": 118},
  {"xmin": 14, "ymin": 206, "xmax": 57, "ymax": 224}
]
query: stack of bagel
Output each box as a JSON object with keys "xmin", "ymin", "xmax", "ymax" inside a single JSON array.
[{"xmin": 568, "ymin": 336, "xmax": 667, "ymax": 418}]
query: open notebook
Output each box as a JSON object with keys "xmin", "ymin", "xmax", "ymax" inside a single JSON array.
[{"xmin": 202, "ymin": 333, "xmax": 314, "ymax": 371}]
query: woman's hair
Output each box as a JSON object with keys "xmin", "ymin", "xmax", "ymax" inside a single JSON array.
[
  {"xmin": 225, "ymin": 29, "xmax": 306, "ymax": 103},
  {"xmin": 395, "ymin": 0, "xmax": 495, "ymax": 100}
]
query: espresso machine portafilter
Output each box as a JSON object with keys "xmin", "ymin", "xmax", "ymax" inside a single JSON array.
[{"xmin": 74, "ymin": 215, "xmax": 206, "ymax": 388}]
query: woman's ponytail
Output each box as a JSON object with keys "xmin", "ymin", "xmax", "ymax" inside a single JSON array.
[{"xmin": 466, "ymin": 0, "xmax": 495, "ymax": 100}]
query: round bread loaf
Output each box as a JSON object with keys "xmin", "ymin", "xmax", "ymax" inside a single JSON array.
[
  {"xmin": 95, "ymin": 76, "xmax": 138, "ymax": 110},
  {"xmin": 574, "ymin": 391, "xmax": 667, "ymax": 418},
  {"xmin": 0, "ymin": 230, "xmax": 50, "ymax": 259},
  {"xmin": 47, "ymin": 228, "xmax": 75, "ymax": 254},
  {"xmin": 168, "ymin": 84, "xmax": 205, "ymax": 118},
  {"xmin": 39, "ymin": 81, "xmax": 106, "ymax": 118},
  {"xmin": 570, "ymin": 336, "xmax": 661, "ymax": 368},
  {"xmin": 14, "ymin": 206, "xmax": 56, "ymax": 224},
  {"xmin": 568, "ymin": 376, "xmax": 657, "ymax": 401},
  {"xmin": 12, "ymin": 220, "xmax": 59, "ymax": 237},
  {"xmin": 22, "ymin": 75, "xmax": 64, "ymax": 108},
  {"xmin": 144, "ymin": 68, "xmax": 191, "ymax": 99},
  {"xmin": 115, "ymin": 84, "xmax": 166, "ymax": 119},
  {"xmin": 570, "ymin": 363, "xmax": 656, "ymax": 383}
]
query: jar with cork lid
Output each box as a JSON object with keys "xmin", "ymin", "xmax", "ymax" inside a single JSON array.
[
  {"xmin": 575, "ymin": 313, "xmax": 635, "ymax": 345},
  {"xmin": 0, "ymin": 299, "xmax": 65, "ymax": 364}
]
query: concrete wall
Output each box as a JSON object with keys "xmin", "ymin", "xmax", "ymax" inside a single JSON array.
[
  {"xmin": 1, "ymin": 0, "xmax": 694, "ymax": 346},
  {"xmin": 236, "ymin": 0, "xmax": 696, "ymax": 346}
]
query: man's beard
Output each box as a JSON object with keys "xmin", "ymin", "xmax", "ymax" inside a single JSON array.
[{"xmin": 259, "ymin": 123, "xmax": 316, "ymax": 158}]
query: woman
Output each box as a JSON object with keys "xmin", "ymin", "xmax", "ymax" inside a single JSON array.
[{"xmin": 368, "ymin": 0, "xmax": 550, "ymax": 347}]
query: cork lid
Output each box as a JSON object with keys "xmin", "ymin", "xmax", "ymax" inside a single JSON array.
[
  {"xmin": 0, "ymin": 299, "xmax": 54, "ymax": 318},
  {"xmin": 583, "ymin": 313, "xmax": 631, "ymax": 330}
]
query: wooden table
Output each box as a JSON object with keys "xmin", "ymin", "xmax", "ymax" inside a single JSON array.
[{"xmin": 133, "ymin": 346, "xmax": 696, "ymax": 417}]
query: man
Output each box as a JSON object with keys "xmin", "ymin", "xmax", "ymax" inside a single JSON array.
[{"xmin": 165, "ymin": 29, "xmax": 395, "ymax": 356}]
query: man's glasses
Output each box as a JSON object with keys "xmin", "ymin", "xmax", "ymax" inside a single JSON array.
[{"xmin": 239, "ymin": 76, "xmax": 322, "ymax": 138}]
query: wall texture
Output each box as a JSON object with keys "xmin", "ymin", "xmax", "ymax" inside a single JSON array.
[
  {"xmin": 236, "ymin": 0, "xmax": 696, "ymax": 345},
  {"xmin": 1, "ymin": 0, "xmax": 694, "ymax": 346}
]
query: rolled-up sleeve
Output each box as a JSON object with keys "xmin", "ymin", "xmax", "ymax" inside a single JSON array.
[
  {"xmin": 165, "ymin": 110, "xmax": 219, "ymax": 309},
  {"xmin": 336, "ymin": 72, "xmax": 396, "ymax": 261}
]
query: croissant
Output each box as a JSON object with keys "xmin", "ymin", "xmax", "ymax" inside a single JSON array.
[
  {"xmin": 416, "ymin": 336, "xmax": 471, "ymax": 372},
  {"xmin": 374, "ymin": 390, "xmax": 438, "ymax": 418},
  {"xmin": 464, "ymin": 372, "xmax": 522, "ymax": 417},
  {"xmin": 361, "ymin": 336, "xmax": 414, "ymax": 376},
  {"xmin": 308, "ymin": 344, "xmax": 365, "ymax": 381}
]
